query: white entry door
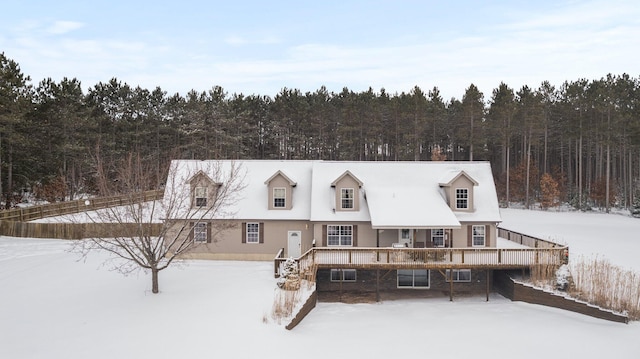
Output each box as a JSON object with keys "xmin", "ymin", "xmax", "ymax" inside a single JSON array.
[
  {"xmin": 398, "ymin": 229, "xmax": 413, "ymax": 247},
  {"xmin": 287, "ymin": 231, "xmax": 302, "ymax": 258}
]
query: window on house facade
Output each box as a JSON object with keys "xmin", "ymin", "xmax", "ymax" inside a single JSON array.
[
  {"xmin": 193, "ymin": 222, "xmax": 207, "ymax": 243},
  {"xmin": 327, "ymin": 225, "xmax": 353, "ymax": 246},
  {"xmin": 432, "ymin": 229, "xmax": 445, "ymax": 247},
  {"xmin": 341, "ymin": 188, "xmax": 354, "ymax": 209},
  {"xmin": 246, "ymin": 222, "xmax": 260, "ymax": 243},
  {"xmin": 472, "ymin": 225, "xmax": 485, "ymax": 246},
  {"xmin": 456, "ymin": 188, "xmax": 468, "ymax": 209},
  {"xmin": 273, "ymin": 187, "xmax": 286, "ymax": 208},
  {"xmin": 194, "ymin": 187, "xmax": 207, "ymax": 207},
  {"xmin": 330, "ymin": 269, "xmax": 357, "ymax": 282},
  {"xmin": 445, "ymin": 269, "xmax": 472, "ymax": 282},
  {"xmin": 397, "ymin": 269, "xmax": 430, "ymax": 288}
]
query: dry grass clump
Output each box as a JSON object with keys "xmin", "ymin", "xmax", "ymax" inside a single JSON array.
[
  {"xmin": 268, "ymin": 288, "xmax": 302, "ymax": 324},
  {"xmin": 529, "ymin": 264, "xmax": 560, "ymax": 289},
  {"xmin": 525, "ymin": 258, "xmax": 640, "ymax": 321},
  {"xmin": 570, "ymin": 256, "xmax": 640, "ymax": 320},
  {"xmin": 266, "ymin": 280, "xmax": 314, "ymax": 324}
]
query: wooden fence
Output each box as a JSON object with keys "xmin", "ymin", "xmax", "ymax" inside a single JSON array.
[
  {"xmin": 0, "ymin": 221, "xmax": 164, "ymax": 240},
  {"xmin": 0, "ymin": 190, "xmax": 165, "ymax": 240},
  {"xmin": 0, "ymin": 190, "xmax": 164, "ymax": 222}
]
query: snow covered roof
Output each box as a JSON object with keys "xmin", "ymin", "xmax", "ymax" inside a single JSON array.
[
  {"xmin": 165, "ymin": 160, "xmax": 502, "ymax": 226},
  {"xmin": 264, "ymin": 170, "xmax": 297, "ymax": 186},
  {"xmin": 439, "ymin": 170, "xmax": 478, "ymax": 187}
]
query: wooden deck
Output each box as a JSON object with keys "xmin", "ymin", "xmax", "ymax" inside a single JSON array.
[{"xmin": 274, "ymin": 227, "xmax": 568, "ymax": 278}]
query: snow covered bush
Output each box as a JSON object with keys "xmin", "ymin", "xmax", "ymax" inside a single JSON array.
[
  {"xmin": 555, "ymin": 264, "xmax": 571, "ymax": 291},
  {"xmin": 277, "ymin": 258, "xmax": 301, "ymax": 291}
]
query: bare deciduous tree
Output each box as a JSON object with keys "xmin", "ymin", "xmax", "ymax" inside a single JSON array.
[{"xmin": 74, "ymin": 154, "xmax": 245, "ymax": 293}]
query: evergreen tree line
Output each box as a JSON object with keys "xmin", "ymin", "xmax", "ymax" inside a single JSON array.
[{"xmin": 2, "ymin": 52, "xmax": 640, "ymax": 211}]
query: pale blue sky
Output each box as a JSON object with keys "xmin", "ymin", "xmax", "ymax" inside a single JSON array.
[{"xmin": 1, "ymin": 0, "xmax": 638, "ymax": 100}]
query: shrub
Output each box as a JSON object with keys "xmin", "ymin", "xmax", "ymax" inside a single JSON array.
[{"xmin": 539, "ymin": 173, "xmax": 560, "ymax": 210}]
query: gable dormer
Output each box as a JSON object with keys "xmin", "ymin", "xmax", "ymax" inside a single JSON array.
[
  {"xmin": 331, "ymin": 170, "xmax": 363, "ymax": 212},
  {"xmin": 264, "ymin": 170, "xmax": 297, "ymax": 210},
  {"xmin": 439, "ymin": 171, "xmax": 478, "ymax": 212},
  {"xmin": 188, "ymin": 170, "xmax": 222, "ymax": 208}
]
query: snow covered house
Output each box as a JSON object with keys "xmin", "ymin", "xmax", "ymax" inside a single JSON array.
[{"xmin": 163, "ymin": 160, "xmax": 564, "ymax": 300}]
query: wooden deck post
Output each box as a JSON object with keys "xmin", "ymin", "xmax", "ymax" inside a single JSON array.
[
  {"xmin": 486, "ymin": 269, "xmax": 490, "ymax": 301},
  {"xmin": 376, "ymin": 269, "xmax": 380, "ymax": 302},
  {"xmin": 376, "ymin": 230, "xmax": 380, "ymax": 262},
  {"xmin": 449, "ymin": 269, "xmax": 453, "ymax": 302}
]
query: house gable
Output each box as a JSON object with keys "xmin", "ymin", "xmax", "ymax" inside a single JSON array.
[
  {"xmin": 187, "ymin": 170, "xmax": 222, "ymax": 208},
  {"xmin": 331, "ymin": 171, "xmax": 363, "ymax": 212},
  {"xmin": 264, "ymin": 170, "xmax": 297, "ymax": 210},
  {"xmin": 439, "ymin": 171, "xmax": 478, "ymax": 212}
]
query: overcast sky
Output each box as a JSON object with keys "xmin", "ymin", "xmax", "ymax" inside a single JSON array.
[{"xmin": 1, "ymin": 0, "xmax": 638, "ymax": 100}]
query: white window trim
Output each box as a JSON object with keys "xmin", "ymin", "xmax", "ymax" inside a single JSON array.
[
  {"xmin": 273, "ymin": 187, "xmax": 286, "ymax": 208},
  {"xmin": 472, "ymin": 225, "xmax": 485, "ymax": 247},
  {"xmin": 397, "ymin": 269, "xmax": 430, "ymax": 289},
  {"xmin": 446, "ymin": 269, "xmax": 472, "ymax": 282},
  {"xmin": 246, "ymin": 222, "xmax": 260, "ymax": 244},
  {"xmin": 330, "ymin": 269, "xmax": 357, "ymax": 282},
  {"xmin": 340, "ymin": 188, "xmax": 355, "ymax": 210},
  {"xmin": 193, "ymin": 222, "xmax": 207, "ymax": 243},
  {"xmin": 194, "ymin": 186, "xmax": 207, "ymax": 207},
  {"xmin": 327, "ymin": 224, "xmax": 353, "ymax": 246},
  {"xmin": 432, "ymin": 228, "xmax": 445, "ymax": 247},
  {"xmin": 455, "ymin": 188, "xmax": 468, "ymax": 209}
]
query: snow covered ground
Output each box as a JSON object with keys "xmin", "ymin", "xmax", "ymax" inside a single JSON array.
[{"xmin": 1, "ymin": 209, "xmax": 639, "ymax": 359}]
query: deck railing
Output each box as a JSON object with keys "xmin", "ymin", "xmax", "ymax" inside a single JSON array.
[
  {"xmin": 498, "ymin": 227, "xmax": 564, "ymax": 249},
  {"xmin": 299, "ymin": 247, "xmax": 565, "ymax": 270},
  {"xmin": 275, "ymin": 228, "xmax": 568, "ymax": 279},
  {"xmin": 274, "ymin": 248, "xmax": 286, "ymax": 278}
]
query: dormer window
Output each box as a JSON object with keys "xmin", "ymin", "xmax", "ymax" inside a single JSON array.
[
  {"xmin": 195, "ymin": 187, "xmax": 208, "ymax": 207},
  {"xmin": 439, "ymin": 171, "xmax": 477, "ymax": 212},
  {"xmin": 188, "ymin": 170, "xmax": 219, "ymax": 209},
  {"xmin": 264, "ymin": 171, "xmax": 296, "ymax": 210},
  {"xmin": 341, "ymin": 188, "xmax": 354, "ymax": 209},
  {"xmin": 273, "ymin": 188, "xmax": 286, "ymax": 208},
  {"xmin": 456, "ymin": 188, "xmax": 469, "ymax": 209},
  {"xmin": 331, "ymin": 171, "xmax": 363, "ymax": 212}
]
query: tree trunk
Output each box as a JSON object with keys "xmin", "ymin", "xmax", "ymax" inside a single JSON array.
[
  {"xmin": 469, "ymin": 116, "xmax": 474, "ymax": 161},
  {"xmin": 152, "ymin": 268, "xmax": 159, "ymax": 294},
  {"xmin": 7, "ymin": 145, "xmax": 13, "ymax": 207},
  {"xmin": 506, "ymin": 146, "xmax": 510, "ymax": 205},
  {"xmin": 525, "ymin": 130, "xmax": 532, "ymax": 209}
]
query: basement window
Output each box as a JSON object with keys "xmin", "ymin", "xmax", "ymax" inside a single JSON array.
[
  {"xmin": 397, "ymin": 269, "xmax": 430, "ymax": 289},
  {"xmin": 330, "ymin": 269, "xmax": 356, "ymax": 282},
  {"xmin": 445, "ymin": 269, "xmax": 471, "ymax": 282}
]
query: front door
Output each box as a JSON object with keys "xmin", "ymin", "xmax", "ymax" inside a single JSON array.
[
  {"xmin": 287, "ymin": 231, "xmax": 302, "ymax": 258},
  {"xmin": 398, "ymin": 229, "xmax": 413, "ymax": 247}
]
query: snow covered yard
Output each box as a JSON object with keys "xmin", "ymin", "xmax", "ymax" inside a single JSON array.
[
  {"xmin": 500, "ymin": 208, "xmax": 640, "ymax": 271},
  {"xmin": 1, "ymin": 209, "xmax": 640, "ymax": 358}
]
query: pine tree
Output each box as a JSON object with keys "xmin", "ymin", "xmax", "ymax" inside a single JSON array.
[{"xmin": 631, "ymin": 187, "xmax": 640, "ymax": 218}]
